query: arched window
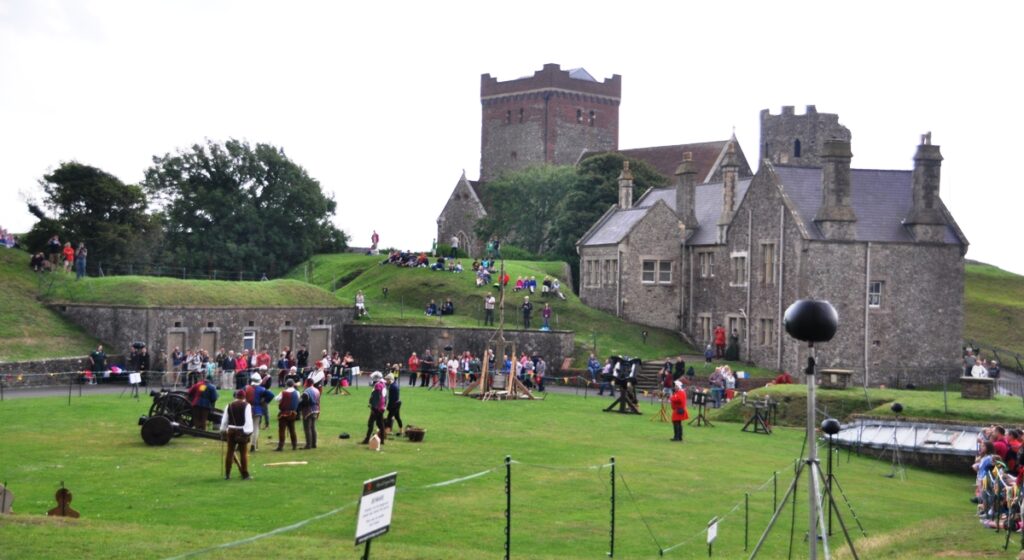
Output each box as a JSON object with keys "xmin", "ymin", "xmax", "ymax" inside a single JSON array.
[
  {"xmin": 589, "ymin": 110, "xmax": 596, "ymax": 126},
  {"xmin": 576, "ymin": 109, "xmax": 583, "ymax": 123},
  {"xmin": 793, "ymin": 139, "xmax": 802, "ymax": 158}
]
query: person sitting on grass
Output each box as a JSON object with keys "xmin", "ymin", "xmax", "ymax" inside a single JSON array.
[
  {"xmin": 440, "ymin": 298, "xmax": 455, "ymax": 316},
  {"xmin": 431, "ymin": 256, "xmax": 445, "ymax": 271},
  {"xmin": 513, "ymin": 276, "xmax": 524, "ymax": 292},
  {"xmin": 425, "ymin": 299, "xmax": 438, "ymax": 316}
]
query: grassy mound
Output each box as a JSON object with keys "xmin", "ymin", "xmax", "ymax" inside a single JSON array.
[
  {"xmin": 964, "ymin": 262, "xmax": 1024, "ymax": 357},
  {"xmin": 0, "ymin": 389, "xmax": 1004, "ymax": 559},
  {"xmin": 40, "ymin": 274, "xmax": 342, "ymax": 308},
  {"xmin": 713, "ymin": 383, "xmax": 1024, "ymax": 426},
  {"xmin": 0, "ymin": 249, "xmax": 98, "ymax": 362},
  {"xmin": 286, "ymin": 254, "xmax": 698, "ymax": 365}
]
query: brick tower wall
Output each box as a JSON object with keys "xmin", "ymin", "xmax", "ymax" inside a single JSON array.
[{"xmin": 480, "ymin": 64, "xmax": 620, "ymax": 181}]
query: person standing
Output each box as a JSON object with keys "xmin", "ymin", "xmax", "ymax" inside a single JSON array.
[
  {"xmin": 541, "ymin": 303, "xmax": 552, "ymax": 329},
  {"xmin": 362, "ymin": 372, "xmax": 388, "ymax": 445},
  {"xmin": 47, "ymin": 235, "xmax": 62, "ymax": 267},
  {"xmin": 187, "ymin": 374, "xmax": 219, "ymax": 431},
  {"xmin": 371, "ymin": 230, "xmax": 380, "ymax": 252},
  {"xmin": 535, "ymin": 356, "xmax": 547, "ymax": 392},
  {"xmin": 219, "ymin": 390, "xmax": 253, "ymax": 480},
  {"xmin": 87, "ymin": 344, "xmax": 106, "ymax": 385},
  {"xmin": 483, "ymin": 293, "xmax": 496, "ymax": 326},
  {"xmin": 713, "ymin": 324, "xmax": 726, "ymax": 358},
  {"xmin": 670, "ymin": 380, "xmax": 689, "ymax": 442},
  {"xmin": 62, "ymin": 242, "xmax": 74, "ymax": 273},
  {"xmin": 521, "ymin": 296, "xmax": 533, "ymax": 330},
  {"xmin": 385, "ymin": 373, "xmax": 403, "ymax": 437},
  {"xmin": 296, "ymin": 345, "xmax": 309, "ymax": 374},
  {"xmin": 275, "ymin": 380, "xmax": 300, "ymax": 451},
  {"xmin": 245, "ymin": 372, "xmax": 274, "ymax": 452},
  {"xmin": 406, "ymin": 352, "xmax": 420, "ymax": 386},
  {"xmin": 446, "ymin": 354, "xmax": 459, "ymax": 388},
  {"xmin": 450, "ymin": 234, "xmax": 459, "ymax": 258},
  {"xmin": 587, "ymin": 353, "xmax": 601, "ymax": 386},
  {"xmin": 300, "ymin": 381, "xmax": 321, "ymax": 449},
  {"xmin": 420, "ymin": 349, "xmax": 434, "ymax": 387},
  {"xmin": 74, "ymin": 242, "xmax": 87, "ymax": 280}
]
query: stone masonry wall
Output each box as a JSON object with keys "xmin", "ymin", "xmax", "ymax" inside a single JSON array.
[
  {"xmin": 53, "ymin": 304, "xmax": 354, "ymax": 376},
  {"xmin": 618, "ymin": 202, "xmax": 682, "ymax": 330},
  {"xmin": 0, "ymin": 355, "xmax": 125, "ymax": 388},
  {"xmin": 341, "ymin": 324, "xmax": 575, "ymax": 372},
  {"xmin": 437, "ymin": 177, "xmax": 487, "ymax": 257},
  {"xmin": 579, "ymin": 245, "xmax": 619, "ymax": 315}
]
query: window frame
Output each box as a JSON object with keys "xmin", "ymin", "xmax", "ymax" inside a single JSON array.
[
  {"xmin": 868, "ymin": 281, "xmax": 883, "ymax": 308},
  {"xmin": 730, "ymin": 251, "xmax": 749, "ymax": 287},
  {"xmin": 641, "ymin": 260, "xmax": 657, "ymax": 284}
]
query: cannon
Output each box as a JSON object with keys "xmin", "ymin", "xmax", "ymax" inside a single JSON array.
[{"xmin": 138, "ymin": 390, "xmax": 224, "ymax": 446}]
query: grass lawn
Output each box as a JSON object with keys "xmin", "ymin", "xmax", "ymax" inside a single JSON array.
[
  {"xmin": 286, "ymin": 254, "xmax": 697, "ymax": 366},
  {"xmin": 0, "ymin": 388, "xmax": 1009, "ymax": 559},
  {"xmin": 965, "ymin": 262, "xmax": 1024, "ymax": 357},
  {"xmin": 0, "ymin": 249, "xmax": 98, "ymax": 362}
]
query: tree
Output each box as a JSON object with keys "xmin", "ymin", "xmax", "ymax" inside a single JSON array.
[
  {"xmin": 143, "ymin": 139, "xmax": 346, "ymax": 276},
  {"xmin": 473, "ymin": 165, "xmax": 578, "ymax": 255},
  {"xmin": 24, "ymin": 162, "xmax": 157, "ymax": 266}
]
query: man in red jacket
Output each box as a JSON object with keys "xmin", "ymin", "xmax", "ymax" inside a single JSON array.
[
  {"xmin": 670, "ymin": 381, "xmax": 689, "ymax": 442},
  {"xmin": 713, "ymin": 325, "xmax": 727, "ymax": 358}
]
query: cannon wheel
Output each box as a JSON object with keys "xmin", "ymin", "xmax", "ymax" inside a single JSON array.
[
  {"xmin": 141, "ymin": 416, "xmax": 174, "ymax": 446},
  {"xmin": 149, "ymin": 392, "xmax": 194, "ymax": 431}
]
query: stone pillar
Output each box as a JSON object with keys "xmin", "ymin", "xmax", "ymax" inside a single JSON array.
[
  {"xmin": 674, "ymin": 151, "xmax": 698, "ymax": 230},
  {"xmin": 618, "ymin": 161, "xmax": 634, "ymax": 210},
  {"xmin": 814, "ymin": 139, "xmax": 857, "ymax": 240}
]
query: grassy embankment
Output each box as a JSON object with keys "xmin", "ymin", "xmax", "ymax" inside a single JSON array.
[
  {"xmin": 0, "ymin": 389, "xmax": 1003, "ymax": 559},
  {"xmin": 285, "ymin": 253, "xmax": 711, "ymax": 368},
  {"xmin": 964, "ymin": 261, "xmax": 1024, "ymax": 358}
]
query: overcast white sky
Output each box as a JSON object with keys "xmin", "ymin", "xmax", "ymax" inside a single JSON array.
[{"xmin": 1, "ymin": 1, "xmax": 1021, "ymax": 274}]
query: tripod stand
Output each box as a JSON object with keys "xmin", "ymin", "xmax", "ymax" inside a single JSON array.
[
  {"xmin": 742, "ymin": 402, "xmax": 772, "ymax": 434},
  {"xmin": 688, "ymin": 392, "xmax": 713, "ymax": 427},
  {"xmin": 749, "ymin": 341, "xmax": 860, "ymax": 560},
  {"xmin": 879, "ymin": 413, "xmax": 906, "ymax": 480}
]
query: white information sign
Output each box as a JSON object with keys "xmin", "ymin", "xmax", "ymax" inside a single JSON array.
[
  {"xmin": 707, "ymin": 517, "xmax": 718, "ymax": 544},
  {"xmin": 351, "ymin": 366, "xmax": 361, "ymax": 377},
  {"xmin": 355, "ymin": 472, "xmax": 397, "ymax": 545},
  {"xmin": 128, "ymin": 373, "xmax": 142, "ymax": 385}
]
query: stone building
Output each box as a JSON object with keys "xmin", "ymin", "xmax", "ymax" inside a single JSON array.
[
  {"xmin": 578, "ymin": 106, "xmax": 967, "ymax": 386},
  {"xmin": 436, "ymin": 63, "xmax": 750, "ymax": 258}
]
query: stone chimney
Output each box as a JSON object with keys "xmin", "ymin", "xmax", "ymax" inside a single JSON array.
[
  {"xmin": 618, "ymin": 161, "xmax": 634, "ymax": 210},
  {"xmin": 904, "ymin": 132, "xmax": 948, "ymax": 242},
  {"xmin": 814, "ymin": 139, "xmax": 857, "ymax": 240},
  {"xmin": 718, "ymin": 140, "xmax": 739, "ymax": 241},
  {"xmin": 674, "ymin": 151, "xmax": 698, "ymax": 230}
]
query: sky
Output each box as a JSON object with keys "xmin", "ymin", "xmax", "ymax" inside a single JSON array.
[{"xmin": 1, "ymin": 1, "xmax": 1021, "ymax": 274}]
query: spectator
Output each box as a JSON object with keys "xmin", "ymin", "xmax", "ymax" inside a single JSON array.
[
  {"xmin": 713, "ymin": 324, "xmax": 726, "ymax": 358},
  {"xmin": 407, "ymin": 351, "xmax": 420, "ymax": 386},
  {"xmin": 541, "ymin": 302, "xmax": 552, "ymax": 330},
  {"xmin": 62, "ymin": 242, "xmax": 74, "ymax": 273},
  {"xmin": 535, "ymin": 356, "xmax": 547, "ymax": 392},
  {"xmin": 425, "ymin": 299, "xmax": 438, "ymax": 316},
  {"xmin": 30, "ymin": 252, "xmax": 48, "ymax": 272},
  {"xmin": 587, "ymin": 353, "xmax": 601, "ymax": 385},
  {"xmin": 521, "ymin": 296, "xmax": 533, "ymax": 329},
  {"xmin": 47, "ymin": 234, "xmax": 62, "ymax": 267},
  {"xmin": 551, "ymin": 278, "xmax": 566, "ymax": 300},
  {"xmin": 483, "ymin": 293, "xmax": 496, "ymax": 326},
  {"xmin": 74, "ymin": 242, "xmax": 87, "ymax": 280},
  {"xmin": 441, "ymin": 298, "xmax": 455, "ymax": 316}
]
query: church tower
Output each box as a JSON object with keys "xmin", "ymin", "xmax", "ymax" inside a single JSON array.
[
  {"xmin": 479, "ymin": 64, "xmax": 621, "ymax": 181},
  {"xmin": 759, "ymin": 105, "xmax": 851, "ymax": 168}
]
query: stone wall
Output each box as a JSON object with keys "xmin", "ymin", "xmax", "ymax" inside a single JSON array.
[
  {"xmin": 437, "ymin": 176, "xmax": 488, "ymax": 257},
  {"xmin": 618, "ymin": 202, "xmax": 682, "ymax": 330},
  {"xmin": 341, "ymin": 324, "xmax": 575, "ymax": 372},
  {"xmin": 759, "ymin": 105, "xmax": 851, "ymax": 167},
  {"xmin": 579, "ymin": 245, "xmax": 619, "ymax": 314},
  {"xmin": 0, "ymin": 355, "xmax": 125, "ymax": 388},
  {"xmin": 53, "ymin": 304, "xmax": 354, "ymax": 376}
]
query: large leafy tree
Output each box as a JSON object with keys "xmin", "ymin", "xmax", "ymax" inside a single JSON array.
[
  {"xmin": 143, "ymin": 139, "xmax": 346, "ymax": 276},
  {"xmin": 474, "ymin": 164, "xmax": 578, "ymax": 255},
  {"xmin": 23, "ymin": 162, "xmax": 158, "ymax": 265}
]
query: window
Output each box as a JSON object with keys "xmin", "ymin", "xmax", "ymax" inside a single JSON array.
[
  {"xmin": 658, "ymin": 261, "xmax": 672, "ymax": 283},
  {"xmin": 642, "ymin": 260, "xmax": 656, "ymax": 283},
  {"xmin": 588, "ymin": 110, "xmax": 596, "ymax": 126},
  {"xmin": 728, "ymin": 316, "xmax": 747, "ymax": 342},
  {"xmin": 794, "ymin": 139, "xmax": 801, "ymax": 158},
  {"xmin": 699, "ymin": 315, "xmax": 712, "ymax": 343},
  {"xmin": 604, "ymin": 259, "xmax": 614, "ymax": 285},
  {"xmin": 642, "ymin": 260, "xmax": 672, "ymax": 284},
  {"xmin": 698, "ymin": 251, "xmax": 715, "ymax": 278},
  {"xmin": 518, "ymin": 108, "xmax": 524, "ymax": 123},
  {"xmin": 761, "ymin": 243, "xmax": 776, "ymax": 285},
  {"xmin": 576, "ymin": 108, "xmax": 583, "ymax": 123},
  {"xmin": 868, "ymin": 281, "xmax": 883, "ymax": 308},
  {"xmin": 759, "ymin": 318, "xmax": 774, "ymax": 346},
  {"xmin": 731, "ymin": 252, "xmax": 748, "ymax": 286},
  {"xmin": 511, "ymin": 151, "xmax": 517, "ymax": 161},
  {"xmin": 242, "ymin": 330, "xmax": 256, "ymax": 351}
]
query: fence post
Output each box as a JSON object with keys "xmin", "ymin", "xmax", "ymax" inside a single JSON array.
[
  {"xmin": 744, "ymin": 492, "xmax": 749, "ymax": 551},
  {"xmin": 609, "ymin": 456, "xmax": 616, "ymax": 558},
  {"xmin": 504, "ymin": 455, "xmax": 511, "ymax": 560},
  {"xmin": 773, "ymin": 471, "xmax": 778, "ymax": 513},
  {"xmin": 943, "ymin": 375, "xmax": 948, "ymax": 414}
]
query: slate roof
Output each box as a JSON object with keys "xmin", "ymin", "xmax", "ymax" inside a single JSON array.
[
  {"xmin": 773, "ymin": 166, "xmax": 963, "ymax": 244},
  {"xmin": 578, "ymin": 179, "xmax": 752, "ymax": 247},
  {"xmin": 579, "ymin": 141, "xmax": 728, "ymax": 185}
]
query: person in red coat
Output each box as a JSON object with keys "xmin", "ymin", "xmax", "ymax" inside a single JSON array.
[
  {"xmin": 670, "ymin": 380, "xmax": 689, "ymax": 442},
  {"xmin": 713, "ymin": 325, "xmax": 726, "ymax": 358}
]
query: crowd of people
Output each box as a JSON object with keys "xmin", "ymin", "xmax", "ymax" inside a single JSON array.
[
  {"xmin": 0, "ymin": 226, "xmax": 16, "ymax": 249},
  {"xmin": 28, "ymin": 235, "xmax": 89, "ymax": 279},
  {"xmin": 971, "ymin": 424, "xmax": 1023, "ymax": 533},
  {"xmin": 964, "ymin": 347, "xmax": 1002, "ymax": 378}
]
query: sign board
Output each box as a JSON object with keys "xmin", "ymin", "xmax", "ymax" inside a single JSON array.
[
  {"xmin": 706, "ymin": 517, "xmax": 718, "ymax": 544},
  {"xmin": 355, "ymin": 472, "xmax": 397, "ymax": 545},
  {"xmin": 351, "ymin": 366, "xmax": 361, "ymax": 377},
  {"xmin": 128, "ymin": 373, "xmax": 142, "ymax": 385}
]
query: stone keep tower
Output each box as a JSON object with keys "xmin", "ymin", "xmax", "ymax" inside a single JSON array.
[
  {"xmin": 759, "ymin": 105, "xmax": 851, "ymax": 167},
  {"xmin": 480, "ymin": 63, "xmax": 621, "ymax": 181}
]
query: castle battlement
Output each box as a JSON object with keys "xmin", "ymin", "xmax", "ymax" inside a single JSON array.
[{"xmin": 481, "ymin": 63, "xmax": 621, "ymax": 101}]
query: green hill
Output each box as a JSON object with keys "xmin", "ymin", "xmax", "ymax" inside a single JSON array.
[
  {"xmin": 964, "ymin": 262, "xmax": 1024, "ymax": 360},
  {"xmin": 285, "ymin": 253, "xmax": 699, "ymax": 365},
  {"xmin": 0, "ymin": 249, "xmax": 99, "ymax": 362}
]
